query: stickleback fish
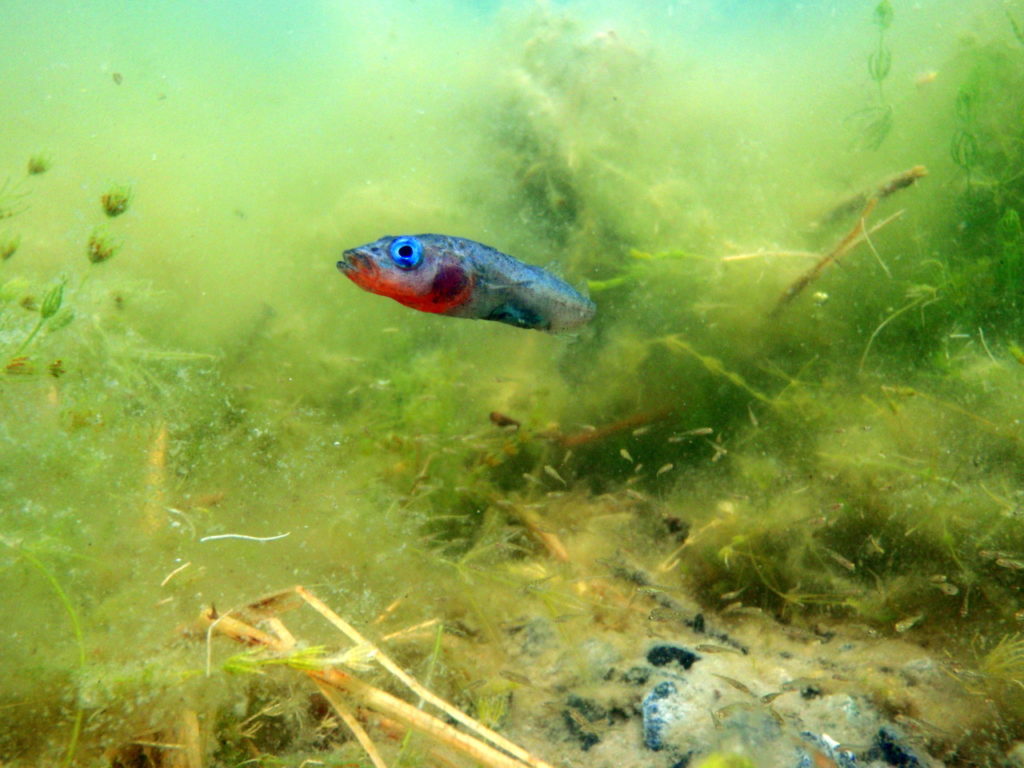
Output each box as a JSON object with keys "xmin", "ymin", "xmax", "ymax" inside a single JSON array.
[{"xmin": 337, "ymin": 234, "xmax": 595, "ymax": 332}]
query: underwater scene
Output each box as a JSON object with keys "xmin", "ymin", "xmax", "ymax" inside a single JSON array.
[{"xmin": 4, "ymin": 0, "xmax": 1024, "ymax": 766}]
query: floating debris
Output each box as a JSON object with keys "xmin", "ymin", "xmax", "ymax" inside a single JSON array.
[{"xmin": 489, "ymin": 411, "xmax": 520, "ymax": 429}]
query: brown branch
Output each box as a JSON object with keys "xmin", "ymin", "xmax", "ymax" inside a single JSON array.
[
  {"xmin": 772, "ymin": 199, "xmax": 909, "ymax": 316},
  {"xmin": 817, "ymin": 165, "xmax": 927, "ymax": 229},
  {"xmin": 199, "ymin": 588, "xmax": 556, "ymax": 768}
]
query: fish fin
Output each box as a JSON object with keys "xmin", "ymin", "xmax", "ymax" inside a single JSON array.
[{"xmin": 483, "ymin": 302, "xmax": 547, "ymax": 330}]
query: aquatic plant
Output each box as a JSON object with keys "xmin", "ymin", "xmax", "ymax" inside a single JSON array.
[
  {"xmin": 951, "ymin": 81, "xmax": 980, "ymax": 177},
  {"xmin": 26, "ymin": 152, "xmax": 51, "ymax": 175},
  {"xmin": 100, "ymin": 183, "xmax": 132, "ymax": 217},
  {"xmin": 14, "ymin": 277, "xmax": 65, "ymax": 354},
  {"xmin": 996, "ymin": 207, "xmax": 1023, "ymax": 316},
  {"xmin": 971, "ymin": 633, "xmax": 1024, "ymax": 720},
  {"xmin": 849, "ymin": 0, "xmax": 895, "ymax": 150},
  {"xmin": 86, "ymin": 228, "xmax": 120, "ymax": 263}
]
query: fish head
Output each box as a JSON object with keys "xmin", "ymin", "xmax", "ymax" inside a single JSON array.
[{"xmin": 338, "ymin": 234, "xmax": 473, "ymax": 314}]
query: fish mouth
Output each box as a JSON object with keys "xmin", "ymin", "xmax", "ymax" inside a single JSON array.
[{"xmin": 337, "ymin": 249, "xmax": 371, "ymax": 275}]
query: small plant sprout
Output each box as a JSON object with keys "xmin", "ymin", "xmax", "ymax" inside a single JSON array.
[
  {"xmin": 26, "ymin": 153, "xmax": 51, "ymax": 175},
  {"xmin": 16, "ymin": 277, "xmax": 66, "ymax": 354},
  {"xmin": 100, "ymin": 184, "xmax": 132, "ymax": 217},
  {"xmin": 87, "ymin": 229, "xmax": 120, "ymax": 264}
]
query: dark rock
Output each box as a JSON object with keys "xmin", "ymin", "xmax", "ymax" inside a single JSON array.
[
  {"xmin": 869, "ymin": 726, "xmax": 922, "ymax": 767},
  {"xmin": 647, "ymin": 644, "xmax": 701, "ymax": 669},
  {"xmin": 800, "ymin": 685, "xmax": 823, "ymax": 700}
]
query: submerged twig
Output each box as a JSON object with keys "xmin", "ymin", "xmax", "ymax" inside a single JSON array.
[
  {"xmin": 201, "ymin": 587, "xmax": 556, "ymax": 768},
  {"xmin": 774, "ymin": 165, "xmax": 926, "ymax": 314},
  {"xmin": 773, "ymin": 205, "xmax": 908, "ymax": 315},
  {"xmin": 295, "ymin": 586, "xmax": 552, "ymax": 768},
  {"xmin": 313, "ymin": 681, "xmax": 389, "ymax": 768},
  {"xmin": 773, "ymin": 198, "xmax": 878, "ymax": 313},
  {"xmin": 817, "ymin": 164, "xmax": 927, "ymax": 229}
]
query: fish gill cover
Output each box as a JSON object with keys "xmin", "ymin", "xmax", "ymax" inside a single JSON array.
[{"xmin": 1, "ymin": 0, "xmax": 1024, "ymax": 766}]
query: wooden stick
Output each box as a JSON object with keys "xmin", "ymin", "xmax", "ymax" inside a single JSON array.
[
  {"xmin": 311, "ymin": 668, "xmax": 530, "ymax": 768},
  {"xmin": 312, "ymin": 679, "xmax": 390, "ymax": 768},
  {"xmin": 201, "ymin": 591, "xmax": 555, "ymax": 768},
  {"xmin": 773, "ymin": 199, "xmax": 877, "ymax": 313},
  {"xmin": 817, "ymin": 165, "xmax": 927, "ymax": 228},
  {"xmin": 773, "ymin": 204, "xmax": 905, "ymax": 315},
  {"xmin": 774, "ymin": 164, "xmax": 926, "ymax": 314},
  {"xmin": 294, "ymin": 587, "xmax": 555, "ymax": 768}
]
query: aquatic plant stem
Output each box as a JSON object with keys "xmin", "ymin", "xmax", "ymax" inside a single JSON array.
[
  {"xmin": 659, "ymin": 335, "xmax": 772, "ymax": 403},
  {"xmin": 858, "ymin": 292, "xmax": 939, "ymax": 373},
  {"xmin": 5, "ymin": 542, "xmax": 85, "ymax": 768},
  {"xmin": 14, "ymin": 315, "xmax": 47, "ymax": 355}
]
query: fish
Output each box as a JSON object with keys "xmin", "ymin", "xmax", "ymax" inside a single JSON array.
[{"xmin": 337, "ymin": 234, "xmax": 595, "ymax": 331}]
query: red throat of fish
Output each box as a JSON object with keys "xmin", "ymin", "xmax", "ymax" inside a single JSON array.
[{"xmin": 347, "ymin": 258, "xmax": 474, "ymax": 315}]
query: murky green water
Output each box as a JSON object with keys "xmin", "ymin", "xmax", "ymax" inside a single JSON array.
[{"xmin": 3, "ymin": 1, "xmax": 1024, "ymax": 766}]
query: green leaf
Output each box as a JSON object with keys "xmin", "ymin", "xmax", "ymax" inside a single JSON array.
[{"xmin": 40, "ymin": 279, "xmax": 65, "ymax": 319}]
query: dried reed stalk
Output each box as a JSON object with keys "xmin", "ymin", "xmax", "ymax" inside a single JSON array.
[
  {"xmin": 201, "ymin": 587, "xmax": 555, "ymax": 768},
  {"xmin": 294, "ymin": 586, "xmax": 554, "ymax": 768}
]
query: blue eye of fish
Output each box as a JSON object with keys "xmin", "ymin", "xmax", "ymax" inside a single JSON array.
[{"xmin": 389, "ymin": 236, "xmax": 423, "ymax": 270}]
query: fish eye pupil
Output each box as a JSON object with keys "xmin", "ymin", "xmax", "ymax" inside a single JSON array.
[{"xmin": 398, "ymin": 245, "xmax": 413, "ymax": 258}]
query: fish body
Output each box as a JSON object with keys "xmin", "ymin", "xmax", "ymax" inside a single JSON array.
[{"xmin": 337, "ymin": 234, "xmax": 595, "ymax": 331}]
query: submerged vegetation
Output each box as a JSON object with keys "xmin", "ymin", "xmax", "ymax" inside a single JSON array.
[
  {"xmin": 100, "ymin": 183, "xmax": 132, "ymax": 218},
  {"xmin": 4, "ymin": 0, "xmax": 1024, "ymax": 766},
  {"xmin": 87, "ymin": 228, "xmax": 120, "ymax": 264},
  {"xmin": 850, "ymin": 1, "xmax": 896, "ymax": 150}
]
